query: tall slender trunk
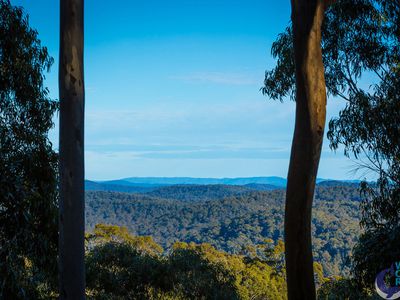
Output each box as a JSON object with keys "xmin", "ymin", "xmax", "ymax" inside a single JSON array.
[
  {"xmin": 59, "ymin": 0, "xmax": 85, "ymax": 298},
  {"xmin": 285, "ymin": 1, "xmax": 326, "ymax": 299}
]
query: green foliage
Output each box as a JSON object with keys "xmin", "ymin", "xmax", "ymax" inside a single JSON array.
[
  {"xmin": 0, "ymin": 0, "xmax": 58, "ymax": 298},
  {"xmin": 86, "ymin": 224, "xmax": 169, "ymax": 299},
  {"xmin": 86, "ymin": 185, "xmax": 362, "ymax": 278},
  {"xmin": 352, "ymin": 226, "xmax": 400, "ymax": 289},
  {"xmin": 317, "ymin": 277, "xmax": 380, "ymax": 300},
  {"xmin": 86, "ymin": 224, "xmax": 163, "ymax": 255},
  {"xmin": 88, "ymin": 223, "xmax": 390, "ymax": 299},
  {"xmin": 147, "ymin": 184, "xmax": 255, "ymax": 202},
  {"xmin": 261, "ymin": 0, "xmax": 399, "ymax": 290},
  {"xmin": 262, "ymin": 0, "xmax": 397, "ymax": 102},
  {"xmin": 85, "ymin": 224, "xmax": 287, "ymax": 300},
  {"xmin": 169, "ymin": 242, "xmax": 241, "ymax": 300},
  {"xmin": 86, "ymin": 242, "xmax": 169, "ymax": 299},
  {"xmin": 353, "ymin": 178, "xmax": 400, "ymax": 291},
  {"xmin": 170, "ymin": 242, "xmax": 287, "ymax": 300},
  {"xmin": 326, "ymin": 1, "xmax": 400, "ymax": 289}
]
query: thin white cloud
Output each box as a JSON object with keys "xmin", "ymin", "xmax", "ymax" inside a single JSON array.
[{"xmin": 170, "ymin": 72, "xmax": 259, "ymax": 85}]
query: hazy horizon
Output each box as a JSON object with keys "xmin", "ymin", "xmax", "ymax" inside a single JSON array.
[{"xmin": 86, "ymin": 175, "xmax": 361, "ymax": 183}]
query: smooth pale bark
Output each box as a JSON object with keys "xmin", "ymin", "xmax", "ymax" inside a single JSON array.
[
  {"xmin": 285, "ymin": 1, "xmax": 327, "ymax": 299},
  {"xmin": 59, "ymin": 0, "xmax": 85, "ymax": 298}
]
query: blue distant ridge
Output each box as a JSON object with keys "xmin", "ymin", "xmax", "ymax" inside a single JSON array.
[
  {"xmin": 101, "ymin": 176, "xmax": 288, "ymax": 187},
  {"xmin": 85, "ymin": 176, "xmax": 364, "ymax": 192}
]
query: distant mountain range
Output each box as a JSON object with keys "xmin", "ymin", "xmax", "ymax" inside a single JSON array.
[
  {"xmin": 85, "ymin": 176, "xmax": 362, "ymax": 193},
  {"xmin": 120, "ymin": 176, "xmax": 288, "ymax": 186}
]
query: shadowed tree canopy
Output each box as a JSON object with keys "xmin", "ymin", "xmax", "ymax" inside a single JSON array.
[
  {"xmin": 0, "ymin": 0, "xmax": 58, "ymax": 298},
  {"xmin": 262, "ymin": 0, "xmax": 399, "ymax": 104},
  {"xmin": 262, "ymin": 0, "xmax": 399, "ymax": 168},
  {"xmin": 262, "ymin": 0, "xmax": 399, "ymax": 291}
]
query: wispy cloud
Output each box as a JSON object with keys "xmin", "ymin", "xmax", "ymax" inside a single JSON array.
[
  {"xmin": 170, "ymin": 72, "xmax": 259, "ymax": 85},
  {"xmin": 85, "ymin": 144, "xmax": 290, "ymax": 161},
  {"xmin": 81, "ymin": 98, "xmax": 297, "ymax": 161},
  {"xmin": 85, "ymin": 151, "xmax": 292, "ymax": 181}
]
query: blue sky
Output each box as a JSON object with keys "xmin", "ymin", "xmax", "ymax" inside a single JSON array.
[{"xmin": 14, "ymin": 0, "xmax": 363, "ymax": 180}]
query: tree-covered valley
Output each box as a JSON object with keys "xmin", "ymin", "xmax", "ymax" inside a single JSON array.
[
  {"xmin": 86, "ymin": 183, "xmax": 361, "ymax": 277},
  {"xmin": 2, "ymin": 0, "xmax": 398, "ymax": 298}
]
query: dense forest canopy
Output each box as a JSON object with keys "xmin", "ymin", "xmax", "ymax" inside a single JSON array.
[
  {"xmin": 85, "ymin": 184, "xmax": 361, "ymax": 277},
  {"xmin": 1, "ymin": 0, "xmax": 398, "ymax": 298}
]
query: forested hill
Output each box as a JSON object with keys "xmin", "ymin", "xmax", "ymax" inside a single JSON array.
[
  {"xmin": 145, "ymin": 184, "xmax": 276, "ymax": 201},
  {"xmin": 85, "ymin": 184, "xmax": 361, "ymax": 277}
]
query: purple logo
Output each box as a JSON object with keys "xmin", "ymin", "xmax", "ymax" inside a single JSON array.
[{"xmin": 375, "ymin": 262, "xmax": 400, "ymax": 299}]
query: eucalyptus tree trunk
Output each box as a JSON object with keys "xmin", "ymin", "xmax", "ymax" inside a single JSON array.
[
  {"xmin": 59, "ymin": 0, "xmax": 85, "ymax": 298},
  {"xmin": 285, "ymin": 1, "xmax": 327, "ymax": 299}
]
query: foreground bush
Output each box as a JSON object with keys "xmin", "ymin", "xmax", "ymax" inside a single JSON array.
[{"xmin": 85, "ymin": 224, "xmax": 287, "ymax": 299}]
